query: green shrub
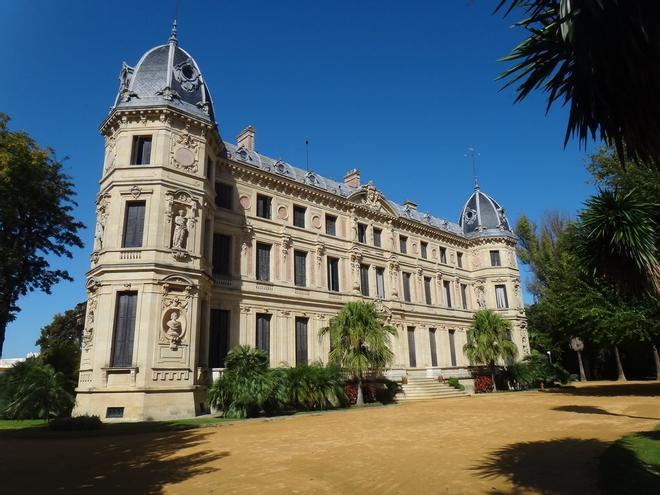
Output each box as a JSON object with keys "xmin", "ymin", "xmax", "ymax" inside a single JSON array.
[
  {"xmin": 446, "ymin": 377, "xmax": 465, "ymax": 391},
  {"xmin": 48, "ymin": 415, "xmax": 102, "ymax": 431},
  {"xmin": 503, "ymin": 351, "xmax": 572, "ymax": 390},
  {"xmin": 284, "ymin": 363, "xmax": 347, "ymax": 410}
]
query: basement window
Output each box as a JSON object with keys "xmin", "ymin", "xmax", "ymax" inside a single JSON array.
[{"xmin": 106, "ymin": 407, "xmax": 125, "ymax": 419}]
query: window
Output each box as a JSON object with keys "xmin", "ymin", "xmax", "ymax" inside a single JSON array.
[
  {"xmin": 256, "ymin": 243, "xmax": 271, "ymax": 281},
  {"xmin": 443, "ymin": 280, "xmax": 452, "ymax": 308},
  {"xmin": 209, "ymin": 309, "xmax": 230, "ymax": 368},
  {"xmin": 376, "ymin": 267, "xmax": 385, "ymax": 299},
  {"xmin": 420, "ymin": 241, "xmax": 428, "ymax": 259},
  {"xmin": 106, "ymin": 407, "xmax": 124, "ymax": 419},
  {"xmin": 457, "ymin": 252, "xmax": 463, "ymax": 268},
  {"xmin": 212, "ymin": 234, "xmax": 231, "ymax": 276},
  {"xmin": 490, "ymin": 250, "xmax": 501, "ymax": 266},
  {"xmin": 460, "ymin": 283, "xmax": 468, "ymax": 310},
  {"xmin": 256, "ymin": 314, "xmax": 271, "ymax": 354},
  {"xmin": 256, "ymin": 194, "xmax": 272, "ymax": 219},
  {"xmin": 424, "ymin": 277, "xmax": 432, "ymax": 305},
  {"xmin": 293, "ymin": 205, "xmax": 306, "ymax": 228},
  {"xmin": 360, "ymin": 264, "xmax": 370, "ymax": 296},
  {"xmin": 448, "ymin": 330, "xmax": 457, "ymax": 367},
  {"xmin": 407, "ymin": 327, "xmax": 417, "ymax": 368},
  {"xmin": 495, "ymin": 284, "xmax": 509, "ymax": 308},
  {"xmin": 357, "ymin": 223, "xmax": 367, "ymax": 243},
  {"xmin": 206, "ymin": 157, "xmax": 213, "ymax": 180},
  {"xmin": 131, "ymin": 135, "xmax": 152, "ymax": 165},
  {"xmin": 110, "ymin": 292, "xmax": 137, "ymax": 367},
  {"xmin": 373, "ymin": 228, "xmax": 382, "ymax": 247},
  {"xmin": 327, "ymin": 257, "xmax": 340, "ymax": 292},
  {"xmin": 215, "ymin": 182, "xmax": 233, "ymax": 209},
  {"xmin": 439, "ymin": 247, "xmax": 447, "ymax": 264},
  {"xmin": 122, "ymin": 201, "xmax": 146, "ymax": 248},
  {"xmin": 325, "ymin": 214, "xmax": 337, "ymax": 236},
  {"xmin": 295, "ymin": 317, "xmax": 309, "ymax": 365},
  {"xmin": 203, "ymin": 220, "xmax": 211, "ymax": 259},
  {"xmin": 294, "ymin": 250, "xmax": 307, "ymax": 287},
  {"xmin": 399, "ymin": 235, "xmax": 408, "ymax": 254},
  {"xmin": 402, "ymin": 272, "xmax": 412, "ymax": 302},
  {"xmin": 429, "ymin": 329, "xmax": 438, "ymax": 367}
]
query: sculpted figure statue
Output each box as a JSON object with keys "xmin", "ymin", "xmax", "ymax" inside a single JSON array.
[
  {"xmin": 476, "ymin": 287, "xmax": 486, "ymax": 309},
  {"xmin": 166, "ymin": 311, "xmax": 183, "ymax": 349},
  {"xmin": 172, "ymin": 209, "xmax": 188, "ymax": 249}
]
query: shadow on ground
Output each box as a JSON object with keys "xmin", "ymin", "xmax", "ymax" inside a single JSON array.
[
  {"xmin": 600, "ymin": 428, "xmax": 660, "ymax": 494},
  {"xmin": 473, "ymin": 438, "xmax": 607, "ymax": 495},
  {"xmin": 0, "ymin": 428, "xmax": 228, "ymax": 494},
  {"xmin": 545, "ymin": 382, "xmax": 660, "ymax": 397},
  {"xmin": 552, "ymin": 404, "xmax": 660, "ymax": 421}
]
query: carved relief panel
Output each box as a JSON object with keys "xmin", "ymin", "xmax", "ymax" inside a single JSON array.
[{"xmin": 165, "ymin": 189, "xmax": 202, "ymax": 261}]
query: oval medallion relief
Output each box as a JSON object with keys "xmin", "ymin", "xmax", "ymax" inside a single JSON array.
[
  {"xmin": 239, "ymin": 195, "xmax": 251, "ymax": 210},
  {"xmin": 311, "ymin": 215, "xmax": 321, "ymax": 229},
  {"xmin": 277, "ymin": 206, "xmax": 288, "ymax": 220},
  {"xmin": 174, "ymin": 147, "xmax": 195, "ymax": 168}
]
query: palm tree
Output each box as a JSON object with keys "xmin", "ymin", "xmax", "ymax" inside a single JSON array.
[
  {"xmin": 463, "ymin": 310, "xmax": 518, "ymax": 391},
  {"xmin": 569, "ymin": 337, "xmax": 587, "ymax": 382},
  {"xmin": 319, "ymin": 301, "xmax": 397, "ymax": 405},
  {"xmin": 496, "ymin": 1, "xmax": 660, "ymax": 169}
]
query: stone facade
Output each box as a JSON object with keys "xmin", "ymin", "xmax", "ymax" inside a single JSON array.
[{"xmin": 73, "ymin": 29, "xmax": 528, "ymax": 422}]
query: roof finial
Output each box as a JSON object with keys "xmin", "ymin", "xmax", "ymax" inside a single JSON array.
[
  {"xmin": 169, "ymin": 19, "xmax": 178, "ymax": 45},
  {"xmin": 464, "ymin": 146, "xmax": 480, "ymax": 190}
]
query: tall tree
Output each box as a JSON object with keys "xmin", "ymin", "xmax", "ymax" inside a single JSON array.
[
  {"xmin": 463, "ymin": 309, "xmax": 518, "ymax": 391},
  {"xmin": 319, "ymin": 301, "xmax": 397, "ymax": 405},
  {"xmin": 496, "ymin": 1, "xmax": 660, "ymax": 169},
  {"xmin": 0, "ymin": 114, "xmax": 84, "ymax": 357}
]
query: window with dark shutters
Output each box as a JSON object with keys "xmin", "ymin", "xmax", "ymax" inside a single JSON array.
[
  {"xmin": 293, "ymin": 205, "xmax": 306, "ymax": 228},
  {"xmin": 122, "ymin": 201, "xmax": 146, "ymax": 248},
  {"xmin": 449, "ymin": 330, "xmax": 457, "ymax": 367},
  {"xmin": 110, "ymin": 292, "xmax": 138, "ymax": 367},
  {"xmin": 461, "ymin": 283, "xmax": 468, "ymax": 309},
  {"xmin": 429, "ymin": 328, "xmax": 438, "ymax": 367},
  {"xmin": 256, "ymin": 194, "xmax": 272, "ymax": 219},
  {"xmin": 439, "ymin": 247, "xmax": 447, "ymax": 264},
  {"xmin": 294, "ymin": 250, "xmax": 307, "ymax": 287},
  {"xmin": 215, "ymin": 183, "xmax": 233, "ymax": 209},
  {"xmin": 256, "ymin": 314, "xmax": 271, "ymax": 354},
  {"xmin": 443, "ymin": 280, "xmax": 452, "ymax": 308},
  {"xmin": 325, "ymin": 214, "xmax": 337, "ymax": 236},
  {"xmin": 360, "ymin": 264, "xmax": 370, "ymax": 296},
  {"xmin": 399, "ymin": 235, "xmax": 408, "ymax": 254},
  {"xmin": 373, "ymin": 228, "xmax": 382, "ymax": 247},
  {"xmin": 256, "ymin": 243, "xmax": 271, "ymax": 281},
  {"xmin": 424, "ymin": 277, "xmax": 432, "ymax": 305},
  {"xmin": 209, "ymin": 309, "xmax": 230, "ymax": 368},
  {"xmin": 131, "ymin": 136, "xmax": 152, "ymax": 165},
  {"xmin": 327, "ymin": 257, "xmax": 340, "ymax": 292},
  {"xmin": 376, "ymin": 267, "xmax": 385, "ymax": 299},
  {"xmin": 420, "ymin": 241, "xmax": 428, "ymax": 259},
  {"xmin": 295, "ymin": 317, "xmax": 308, "ymax": 365},
  {"xmin": 357, "ymin": 223, "xmax": 367, "ymax": 243},
  {"xmin": 457, "ymin": 252, "xmax": 463, "ymax": 268},
  {"xmin": 212, "ymin": 234, "xmax": 231, "ymax": 276},
  {"xmin": 403, "ymin": 272, "xmax": 412, "ymax": 302},
  {"xmin": 407, "ymin": 327, "xmax": 417, "ymax": 368}
]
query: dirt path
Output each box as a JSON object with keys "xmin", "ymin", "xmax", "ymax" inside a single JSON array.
[{"xmin": 2, "ymin": 381, "xmax": 658, "ymax": 494}]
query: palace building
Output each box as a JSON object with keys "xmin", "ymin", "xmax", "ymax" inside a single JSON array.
[{"xmin": 73, "ymin": 26, "xmax": 529, "ymax": 421}]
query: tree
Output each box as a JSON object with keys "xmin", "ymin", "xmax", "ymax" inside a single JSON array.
[
  {"xmin": 463, "ymin": 309, "xmax": 518, "ymax": 391},
  {"xmin": 319, "ymin": 301, "xmax": 397, "ymax": 405},
  {"xmin": 496, "ymin": 1, "xmax": 660, "ymax": 169},
  {"xmin": 0, "ymin": 114, "xmax": 84, "ymax": 357}
]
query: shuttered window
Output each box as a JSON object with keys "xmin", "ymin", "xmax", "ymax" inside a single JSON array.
[
  {"xmin": 448, "ymin": 330, "xmax": 457, "ymax": 367},
  {"xmin": 461, "ymin": 283, "xmax": 468, "ymax": 310},
  {"xmin": 420, "ymin": 241, "xmax": 428, "ymax": 259},
  {"xmin": 256, "ymin": 243, "xmax": 271, "ymax": 281},
  {"xmin": 429, "ymin": 328, "xmax": 438, "ymax": 367},
  {"xmin": 256, "ymin": 194, "xmax": 272, "ymax": 219},
  {"xmin": 402, "ymin": 272, "xmax": 412, "ymax": 302},
  {"xmin": 131, "ymin": 136, "xmax": 152, "ymax": 165},
  {"xmin": 443, "ymin": 280, "xmax": 452, "ymax": 308},
  {"xmin": 256, "ymin": 314, "xmax": 271, "ymax": 355},
  {"xmin": 122, "ymin": 201, "xmax": 146, "ymax": 248},
  {"xmin": 373, "ymin": 228, "xmax": 382, "ymax": 247},
  {"xmin": 110, "ymin": 292, "xmax": 138, "ymax": 367},
  {"xmin": 376, "ymin": 267, "xmax": 385, "ymax": 299},
  {"xmin": 325, "ymin": 214, "xmax": 337, "ymax": 236},
  {"xmin": 327, "ymin": 257, "xmax": 340, "ymax": 292},
  {"xmin": 399, "ymin": 235, "xmax": 408, "ymax": 254},
  {"xmin": 294, "ymin": 250, "xmax": 307, "ymax": 287},
  {"xmin": 424, "ymin": 277, "xmax": 432, "ymax": 305},
  {"xmin": 215, "ymin": 183, "xmax": 233, "ymax": 209},
  {"xmin": 360, "ymin": 264, "xmax": 370, "ymax": 296},
  {"xmin": 357, "ymin": 223, "xmax": 367, "ymax": 243},
  {"xmin": 407, "ymin": 327, "xmax": 417, "ymax": 368},
  {"xmin": 439, "ymin": 247, "xmax": 447, "ymax": 264},
  {"xmin": 457, "ymin": 252, "xmax": 463, "ymax": 268},
  {"xmin": 293, "ymin": 205, "xmax": 306, "ymax": 228},
  {"xmin": 212, "ymin": 234, "xmax": 231, "ymax": 275},
  {"xmin": 209, "ymin": 309, "xmax": 230, "ymax": 368},
  {"xmin": 295, "ymin": 317, "xmax": 308, "ymax": 365}
]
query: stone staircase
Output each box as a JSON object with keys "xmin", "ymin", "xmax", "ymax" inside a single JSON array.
[{"xmin": 397, "ymin": 375, "xmax": 468, "ymax": 401}]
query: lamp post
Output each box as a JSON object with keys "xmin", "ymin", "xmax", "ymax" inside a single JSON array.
[{"xmin": 570, "ymin": 337, "xmax": 587, "ymax": 382}]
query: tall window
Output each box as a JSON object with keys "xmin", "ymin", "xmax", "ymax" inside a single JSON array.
[
  {"xmin": 495, "ymin": 284, "xmax": 509, "ymax": 308},
  {"xmin": 130, "ymin": 135, "xmax": 152, "ymax": 165},
  {"xmin": 206, "ymin": 157, "xmax": 214, "ymax": 180},
  {"xmin": 209, "ymin": 309, "xmax": 230, "ymax": 368},
  {"xmin": 460, "ymin": 283, "xmax": 468, "ymax": 310},
  {"xmin": 429, "ymin": 328, "xmax": 438, "ymax": 367},
  {"xmin": 357, "ymin": 223, "xmax": 367, "ymax": 243},
  {"xmin": 256, "ymin": 314, "xmax": 271, "ymax": 354},
  {"xmin": 360, "ymin": 264, "xmax": 370, "ymax": 296},
  {"xmin": 256, "ymin": 243, "xmax": 271, "ymax": 281},
  {"xmin": 295, "ymin": 317, "xmax": 309, "ymax": 365},
  {"xmin": 373, "ymin": 228, "xmax": 382, "ymax": 247},
  {"xmin": 256, "ymin": 194, "xmax": 272, "ymax": 219},
  {"xmin": 490, "ymin": 250, "xmax": 502, "ymax": 267},
  {"xmin": 376, "ymin": 267, "xmax": 385, "ymax": 299},
  {"xmin": 399, "ymin": 235, "xmax": 408, "ymax": 254},
  {"xmin": 110, "ymin": 292, "xmax": 137, "ymax": 367},
  {"xmin": 325, "ymin": 214, "xmax": 337, "ymax": 236},
  {"xmin": 294, "ymin": 250, "xmax": 307, "ymax": 287},
  {"xmin": 215, "ymin": 182, "xmax": 233, "ymax": 209},
  {"xmin": 327, "ymin": 257, "xmax": 340, "ymax": 292},
  {"xmin": 420, "ymin": 241, "xmax": 428, "ymax": 259},
  {"xmin": 407, "ymin": 327, "xmax": 417, "ymax": 368},
  {"xmin": 293, "ymin": 205, "xmax": 306, "ymax": 228},
  {"xmin": 443, "ymin": 280, "xmax": 452, "ymax": 308},
  {"xmin": 402, "ymin": 272, "xmax": 412, "ymax": 302},
  {"xmin": 212, "ymin": 234, "xmax": 231, "ymax": 276},
  {"xmin": 457, "ymin": 252, "xmax": 463, "ymax": 268},
  {"xmin": 448, "ymin": 330, "xmax": 457, "ymax": 367},
  {"xmin": 424, "ymin": 277, "xmax": 432, "ymax": 305},
  {"xmin": 439, "ymin": 247, "xmax": 447, "ymax": 264},
  {"xmin": 122, "ymin": 201, "xmax": 146, "ymax": 248}
]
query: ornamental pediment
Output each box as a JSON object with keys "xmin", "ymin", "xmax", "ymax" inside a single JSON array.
[{"xmin": 347, "ymin": 182, "xmax": 397, "ymax": 216}]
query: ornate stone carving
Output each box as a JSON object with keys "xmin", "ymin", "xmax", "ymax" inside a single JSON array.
[
  {"xmin": 159, "ymin": 276, "xmax": 195, "ymax": 350},
  {"xmin": 91, "ymin": 193, "xmax": 111, "ymax": 263},
  {"xmin": 172, "ymin": 209, "xmax": 189, "ymax": 249},
  {"xmin": 474, "ymin": 280, "xmax": 486, "ymax": 309},
  {"xmin": 164, "ymin": 310, "xmax": 186, "ymax": 350},
  {"xmin": 165, "ymin": 190, "xmax": 201, "ymax": 261},
  {"xmin": 173, "ymin": 58, "xmax": 201, "ymax": 92},
  {"xmin": 239, "ymin": 195, "xmax": 251, "ymax": 210},
  {"xmin": 156, "ymin": 86, "xmax": 180, "ymax": 101},
  {"xmin": 170, "ymin": 129, "xmax": 200, "ymax": 173}
]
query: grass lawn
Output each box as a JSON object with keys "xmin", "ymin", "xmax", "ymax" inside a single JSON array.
[
  {"xmin": 0, "ymin": 419, "xmax": 48, "ymax": 430},
  {"xmin": 600, "ymin": 424, "xmax": 660, "ymax": 494}
]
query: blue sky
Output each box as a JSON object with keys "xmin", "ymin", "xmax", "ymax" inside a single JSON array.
[{"xmin": 1, "ymin": 0, "xmax": 597, "ymax": 358}]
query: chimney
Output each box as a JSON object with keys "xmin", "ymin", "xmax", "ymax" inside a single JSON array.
[
  {"xmin": 403, "ymin": 199, "xmax": 418, "ymax": 210},
  {"xmin": 237, "ymin": 125, "xmax": 255, "ymax": 151},
  {"xmin": 344, "ymin": 169, "xmax": 361, "ymax": 188}
]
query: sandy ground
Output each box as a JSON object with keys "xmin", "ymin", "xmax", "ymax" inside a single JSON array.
[{"xmin": 1, "ymin": 381, "xmax": 658, "ymax": 495}]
